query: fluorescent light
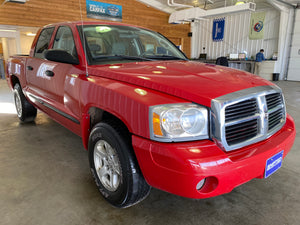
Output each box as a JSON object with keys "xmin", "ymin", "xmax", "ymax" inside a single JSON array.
[
  {"xmin": 235, "ymin": 1, "xmax": 245, "ymax": 5},
  {"xmin": 0, "ymin": 29, "xmax": 17, "ymax": 32},
  {"xmin": 4, "ymin": 0, "xmax": 26, "ymax": 4},
  {"xmin": 169, "ymin": 2, "xmax": 256, "ymax": 23},
  {"xmin": 26, "ymin": 32, "xmax": 36, "ymax": 36}
]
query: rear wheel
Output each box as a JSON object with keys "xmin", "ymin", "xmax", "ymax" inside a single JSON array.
[
  {"xmin": 88, "ymin": 121, "xmax": 150, "ymax": 208},
  {"xmin": 13, "ymin": 83, "xmax": 37, "ymax": 122}
]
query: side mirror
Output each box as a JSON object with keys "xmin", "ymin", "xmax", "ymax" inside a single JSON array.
[{"xmin": 44, "ymin": 50, "xmax": 79, "ymax": 65}]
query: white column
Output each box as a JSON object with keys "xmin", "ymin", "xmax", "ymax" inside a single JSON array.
[
  {"xmin": 267, "ymin": 0, "xmax": 295, "ymax": 80},
  {"xmin": 15, "ymin": 31, "xmax": 22, "ymax": 54},
  {"xmin": 1, "ymin": 38, "xmax": 9, "ymax": 61},
  {"xmin": 191, "ymin": 22, "xmax": 198, "ymax": 59},
  {"xmin": 276, "ymin": 8, "xmax": 294, "ymax": 79}
]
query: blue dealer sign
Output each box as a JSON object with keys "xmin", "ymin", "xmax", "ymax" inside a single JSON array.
[
  {"xmin": 212, "ymin": 18, "xmax": 225, "ymax": 42},
  {"xmin": 86, "ymin": 0, "xmax": 122, "ymax": 22}
]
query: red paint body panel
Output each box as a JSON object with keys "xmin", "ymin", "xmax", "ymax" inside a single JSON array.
[
  {"xmin": 132, "ymin": 114, "xmax": 296, "ymax": 198},
  {"xmin": 79, "ymin": 75, "xmax": 188, "ymax": 139},
  {"xmin": 6, "ymin": 21, "xmax": 296, "ymax": 200},
  {"xmin": 87, "ymin": 61, "xmax": 273, "ymax": 107}
]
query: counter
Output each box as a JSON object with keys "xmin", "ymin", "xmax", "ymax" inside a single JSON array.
[{"xmin": 196, "ymin": 59, "xmax": 276, "ymax": 80}]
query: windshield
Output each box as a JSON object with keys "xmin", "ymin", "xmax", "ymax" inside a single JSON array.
[{"xmin": 78, "ymin": 25, "xmax": 187, "ymax": 65}]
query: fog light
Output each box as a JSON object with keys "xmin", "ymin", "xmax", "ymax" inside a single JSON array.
[{"xmin": 196, "ymin": 178, "xmax": 206, "ymax": 190}]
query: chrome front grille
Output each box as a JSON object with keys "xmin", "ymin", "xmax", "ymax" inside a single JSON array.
[
  {"xmin": 266, "ymin": 93, "xmax": 282, "ymax": 109},
  {"xmin": 225, "ymin": 119, "xmax": 259, "ymax": 146},
  {"xmin": 266, "ymin": 93, "xmax": 285, "ymax": 131},
  {"xmin": 211, "ymin": 86, "xmax": 286, "ymax": 152},
  {"xmin": 268, "ymin": 109, "xmax": 284, "ymax": 131},
  {"xmin": 225, "ymin": 98, "xmax": 257, "ymax": 122}
]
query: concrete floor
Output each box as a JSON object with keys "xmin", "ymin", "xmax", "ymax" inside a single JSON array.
[{"xmin": 0, "ymin": 79, "xmax": 299, "ymax": 225}]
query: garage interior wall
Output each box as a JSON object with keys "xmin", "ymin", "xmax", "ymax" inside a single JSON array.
[
  {"xmin": 287, "ymin": 8, "xmax": 300, "ymax": 81},
  {"xmin": 0, "ymin": 0, "xmax": 191, "ymax": 57},
  {"xmin": 191, "ymin": 9, "xmax": 280, "ymax": 60},
  {"xmin": 20, "ymin": 33, "xmax": 35, "ymax": 54}
]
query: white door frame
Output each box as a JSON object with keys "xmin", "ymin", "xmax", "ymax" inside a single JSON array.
[{"xmin": 0, "ymin": 25, "xmax": 21, "ymax": 60}]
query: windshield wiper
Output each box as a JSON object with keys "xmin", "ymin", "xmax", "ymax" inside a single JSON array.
[
  {"xmin": 144, "ymin": 55, "xmax": 187, "ymax": 61},
  {"xmin": 114, "ymin": 55, "xmax": 154, "ymax": 61},
  {"xmin": 93, "ymin": 55, "xmax": 153, "ymax": 61}
]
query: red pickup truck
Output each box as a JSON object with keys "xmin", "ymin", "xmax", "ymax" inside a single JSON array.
[{"xmin": 6, "ymin": 21, "xmax": 296, "ymax": 208}]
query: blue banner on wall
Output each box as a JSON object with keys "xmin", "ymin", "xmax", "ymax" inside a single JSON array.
[
  {"xmin": 212, "ymin": 18, "xmax": 225, "ymax": 42},
  {"xmin": 86, "ymin": 0, "xmax": 122, "ymax": 22}
]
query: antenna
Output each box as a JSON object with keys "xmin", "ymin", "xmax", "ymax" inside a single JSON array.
[{"xmin": 78, "ymin": 0, "xmax": 89, "ymax": 77}]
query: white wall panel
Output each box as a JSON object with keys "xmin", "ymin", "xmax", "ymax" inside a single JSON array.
[
  {"xmin": 192, "ymin": 9, "xmax": 280, "ymax": 60},
  {"xmin": 20, "ymin": 34, "xmax": 35, "ymax": 55},
  {"xmin": 287, "ymin": 9, "xmax": 300, "ymax": 81},
  {"xmin": 294, "ymin": 24, "xmax": 300, "ymax": 34},
  {"xmin": 290, "ymin": 44, "xmax": 300, "ymax": 58}
]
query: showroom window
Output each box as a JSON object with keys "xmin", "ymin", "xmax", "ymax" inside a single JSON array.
[
  {"xmin": 53, "ymin": 26, "xmax": 78, "ymax": 59},
  {"xmin": 34, "ymin": 27, "xmax": 55, "ymax": 59}
]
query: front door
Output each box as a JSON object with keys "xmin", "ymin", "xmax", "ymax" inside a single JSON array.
[{"xmin": 26, "ymin": 25, "xmax": 81, "ymax": 127}]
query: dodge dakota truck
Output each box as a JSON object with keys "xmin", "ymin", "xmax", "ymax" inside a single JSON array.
[{"xmin": 6, "ymin": 21, "xmax": 296, "ymax": 208}]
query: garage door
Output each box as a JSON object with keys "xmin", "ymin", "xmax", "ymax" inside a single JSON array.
[{"xmin": 288, "ymin": 9, "xmax": 300, "ymax": 81}]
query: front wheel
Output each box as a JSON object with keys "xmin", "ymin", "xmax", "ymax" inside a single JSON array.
[
  {"xmin": 88, "ymin": 121, "xmax": 150, "ymax": 208},
  {"xmin": 13, "ymin": 83, "xmax": 37, "ymax": 122}
]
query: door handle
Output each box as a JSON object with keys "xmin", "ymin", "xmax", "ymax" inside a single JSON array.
[
  {"xmin": 45, "ymin": 70, "xmax": 54, "ymax": 77},
  {"xmin": 26, "ymin": 66, "xmax": 33, "ymax": 71}
]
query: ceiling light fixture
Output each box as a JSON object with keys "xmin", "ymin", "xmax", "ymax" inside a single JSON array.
[
  {"xmin": 26, "ymin": 32, "xmax": 36, "ymax": 36},
  {"xmin": 169, "ymin": 2, "xmax": 256, "ymax": 23},
  {"xmin": 167, "ymin": 0, "xmax": 193, "ymax": 9},
  {"xmin": 0, "ymin": 29, "xmax": 17, "ymax": 32},
  {"xmin": 4, "ymin": 0, "xmax": 27, "ymax": 4},
  {"xmin": 235, "ymin": 1, "xmax": 245, "ymax": 5}
]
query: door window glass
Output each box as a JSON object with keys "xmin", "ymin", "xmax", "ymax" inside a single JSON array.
[
  {"xmin": 53, "ymin": 26, "xmax": 78, "ymax": 59},
  {"xmin": 34, "ymin": 27, "xmax": 55, "ymax": 59}
]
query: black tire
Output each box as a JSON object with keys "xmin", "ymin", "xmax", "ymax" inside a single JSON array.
[
  {"xmin": 88, "ymin": 121, "xmax": 150, "ymax": 208},
  {"xmin": 13, "ymin": 83, "xmax": 37, "ymax": 122}
]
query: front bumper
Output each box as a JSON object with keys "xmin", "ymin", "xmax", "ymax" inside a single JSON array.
[{"xmin": 132, "ymin": 114, "xmax": 296, "ymax": 199}]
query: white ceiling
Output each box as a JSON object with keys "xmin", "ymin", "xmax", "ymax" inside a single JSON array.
[{"xmin": 137, "ymin": 0, "xmax": 299, "ymax": 13}]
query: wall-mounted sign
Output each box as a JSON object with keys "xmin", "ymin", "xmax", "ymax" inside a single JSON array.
[
  {"xmin": 249, "ymin": 12, "xmax": 265, "ymax": 40},
  {"xmin": 212, "ymin": 18, "xmax": 225, "ymax": 42},
  {"xmin": 86, "ymin": 0, "xmax": 122, "ymax": 22}
]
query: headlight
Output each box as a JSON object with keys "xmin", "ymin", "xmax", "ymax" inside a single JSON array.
[{"xmin": 150, "ymin": 103, "xmax": 209, "ymax": 142}]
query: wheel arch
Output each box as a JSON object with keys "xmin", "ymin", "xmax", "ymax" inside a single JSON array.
[
  {"xmin": 10, "ymin": 75, "xmax": 20, "ymax": 89},
  {"xmin": 81, "ymin": 106, "xmax": 133, "ymax": 150},
  {"xmin": 87, "ymin": 115, "xmax": 151, "ymax": 207}
]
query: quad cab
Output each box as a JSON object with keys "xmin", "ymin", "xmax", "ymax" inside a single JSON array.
[{"xmin": 6, "ymin": 21, "xmax": 296, "ymax": 208}]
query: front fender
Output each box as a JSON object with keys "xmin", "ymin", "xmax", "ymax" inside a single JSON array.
[{"xmin": 79, "ymin": 75, "xmax": 188, "ymax": 147}]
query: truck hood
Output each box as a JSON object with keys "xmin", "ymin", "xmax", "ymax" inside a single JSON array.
[{"xmin": 88, "ymin": 60, "xmax": 273, "ymax": 107}]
